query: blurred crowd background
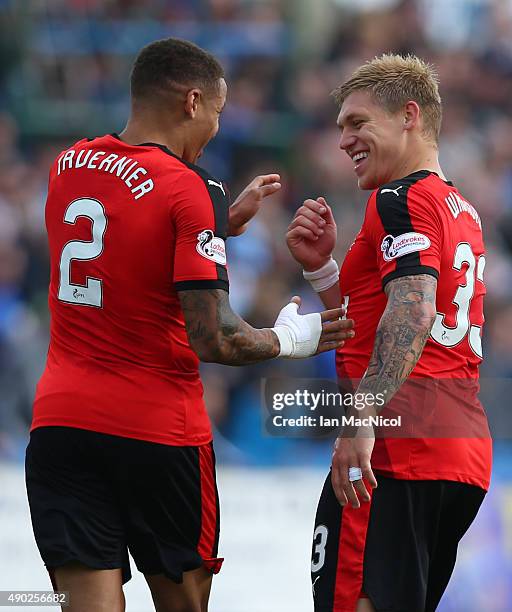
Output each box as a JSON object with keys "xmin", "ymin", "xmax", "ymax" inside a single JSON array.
[
  {"xmin": 1, "ymin": 0, "xmax": 512, "ymax": 609},
  {"xmin": 2, "ymin": 0, "xmax": 512, "ymax": 459}
]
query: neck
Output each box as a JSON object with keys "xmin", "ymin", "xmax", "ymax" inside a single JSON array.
[
  {"xmin": 393, "ymin": 142, "xmax": 446, "ymax": 182},
  {"xmin": 118, "ymin": 113, "xmax": 189, "ymax": 160}
]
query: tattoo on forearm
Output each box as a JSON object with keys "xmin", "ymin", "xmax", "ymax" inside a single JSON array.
[
  {"xmin": 179, "ymin": 289, "xmax": 279, "ymax": 365},
  {"xmin": 358, "ymin": 274, "xmax": 437, "ymax": 406}
]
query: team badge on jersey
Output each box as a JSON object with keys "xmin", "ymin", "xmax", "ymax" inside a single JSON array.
[
  {"xmin": 196, "ymin": 230, "xmax": 227, "ymax": 265},
  {"xmin": 381, "ymin": 232, "xmax": 431, "ymax": 261}
]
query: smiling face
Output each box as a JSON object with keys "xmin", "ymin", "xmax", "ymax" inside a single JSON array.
[{"xmin": 337, "ymin": 89, "xmax": 413, "ymax": 190}]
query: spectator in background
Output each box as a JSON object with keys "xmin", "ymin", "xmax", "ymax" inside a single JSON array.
[
  {"xmin": 0, "ymin": 0, "xmax": 511, "ymax": 460},
  {"xmin": 1, "ymin": 4, "xmax": 511, "ymax": 607}
]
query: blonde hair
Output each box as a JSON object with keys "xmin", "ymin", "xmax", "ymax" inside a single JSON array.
[{"xmin": 332, "ymin": 54, "xmax": 442, "ymax": 142}]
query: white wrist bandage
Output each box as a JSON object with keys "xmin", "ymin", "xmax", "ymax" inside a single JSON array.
[
  {"xmin": 272, "ymin": 301, "xmax": 322, "ymax": 359},
  {"xmin": 303, "ymin": 258, "xmax": 339, "ymax": 293}
]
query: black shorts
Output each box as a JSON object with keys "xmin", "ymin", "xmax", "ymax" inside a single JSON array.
[
  {"xmin": 25, "ymin": 426, "xmax": 222, "ymax": 584},
  {"xmin": 311, "ymin": 472, "xmax": 485, "ymax": 612}
]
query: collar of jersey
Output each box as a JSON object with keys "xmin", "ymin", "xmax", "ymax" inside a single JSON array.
[
  {"xmin": 109, "ymin": 132, "xmax": 176, "ymax": 157},
  {"xmin": 401, "ymin": 169, "xmax": 453, "ymax": 187},
  {"xmin": 109, "ymin": 132, "xmax": 206, "ymax": 175}
]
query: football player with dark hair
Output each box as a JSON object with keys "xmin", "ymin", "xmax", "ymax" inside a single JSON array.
[{"xmin": 26, "ymin": 38, "xmax": 354, "ymax": 612}]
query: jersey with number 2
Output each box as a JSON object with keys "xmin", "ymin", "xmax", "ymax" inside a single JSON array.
[
  {"xmin": 336, "ymin": 170, "xmax": 492, "ymax": 490},
  {"xmin": 32, "ymin": 134, "xmax": 229, "ymax": 446}
]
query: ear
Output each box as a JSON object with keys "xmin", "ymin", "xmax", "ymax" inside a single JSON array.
[
  {"xmin": 184, "ymin": 88, "xmax": 202, "ymax": 118},
  {"xmin": 404, "ymin": 100, "xmax": 420, "ymax": 131}
]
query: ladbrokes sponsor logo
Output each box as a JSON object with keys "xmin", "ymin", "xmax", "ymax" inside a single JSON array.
[
  {"xmin": 381, "ymin": 232, "xmax": 431, "ymax": 261},
  {"xmin": 196, "ymin": 229, "xmax": 227, "ymax": 265}
]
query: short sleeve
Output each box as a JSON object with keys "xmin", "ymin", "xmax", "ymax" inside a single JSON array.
[
  {"xmin": 365, "ymin": 178, "xmax": 442, "ymax": 288},
  {"xmin": 171, "ymin": 170, "xmax": 229, "ymax": 292}
]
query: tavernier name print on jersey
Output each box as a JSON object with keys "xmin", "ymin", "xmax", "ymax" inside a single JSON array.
[{"xmin": 57, "ymin": 145, "xmax": 155, "ymax": 200}]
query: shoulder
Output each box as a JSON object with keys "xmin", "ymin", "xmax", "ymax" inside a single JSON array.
[
  {"xmin": 168, "ymin": 162, "xmax": 229, "ymax": 231},
  {"xmin": 376, "ymin": 170, "xmax": 430, "ymax": 206},
  {"xmin": 181, "ymin": 162, "xmax": 227, "ymax": 201},
  {"xmin": 52, "ymin": 136, "xmax": 112, "ymax": 168},
  {"xmin": 48, "ymin": 137, "xmax": 92, "ymax": 179},
  {"xmin": 53, "ymin": 137, "xmax": 90, "ymax": 159},
  {"xmin": 173, "ymin": 161, "xmax": 229, "ymax": 212},
  {"xmin": 179, "ymin": 159, "xmax": 222, "ymax": 186},
  {"xmin": 149, "ymin": 150, "xmax": 226, "ymax": 200},
  {"xmin": 372, "ymin": 171, "xmax": 441, "ymax": 224}
]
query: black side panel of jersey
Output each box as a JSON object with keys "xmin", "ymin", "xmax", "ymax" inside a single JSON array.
[
  {"xmin": 376, "ymin": 170, "xmax": 439, "ymax": 287},
  {"xmin": 189, "ymin": 166, "xmax": 230, "ymax": 286}
]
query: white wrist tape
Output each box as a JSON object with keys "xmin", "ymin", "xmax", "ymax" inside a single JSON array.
[
  {"xmin": 303, "ymin": 258, "xmax": 339, "ymax": 292},
  {"xmin": 272, "ymin": 301, "xmax": 322, "ymax": 359}
]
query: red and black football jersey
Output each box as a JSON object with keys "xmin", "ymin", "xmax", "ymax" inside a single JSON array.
[
  {"xmin": 337, "ymin": 170, "xmax": 492, "ymax": 490},
  {"xmin": 32, "ymin": 134, "xmax": 230, "ymax": 445}
]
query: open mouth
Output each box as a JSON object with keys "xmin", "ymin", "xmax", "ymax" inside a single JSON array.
[{"xmin": 352, "ymin": 151, "xmax": 369, "ymax": 172}]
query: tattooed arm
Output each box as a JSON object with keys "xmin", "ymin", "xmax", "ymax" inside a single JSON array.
[
  {"xmin": 179, "ymin": 289, "xmax": 353, "ymax": 366},
  {"xmin": 357, "ymin": 273, "xmax": 437, "ymax": 404},
  {"xmin": 179, "ymin": 289, "xmax": 279, "ymax": 365},
  {"xmin": 331, "ymin": 273, "xmax": 437, "ymax": 508}
]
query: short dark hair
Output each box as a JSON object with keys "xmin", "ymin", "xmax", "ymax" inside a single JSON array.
[{"xmin": 130, "ymin": 38, "xmax": 224, "ymax": 100}]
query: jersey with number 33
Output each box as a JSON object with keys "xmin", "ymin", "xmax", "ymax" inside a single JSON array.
[
  {"xmin": 32, "ymin": 134, "xmax": 229, "ymax": 446},
  {"xmin": 337, "ymin": 170, "xmax": 492, "ymax": 490}
]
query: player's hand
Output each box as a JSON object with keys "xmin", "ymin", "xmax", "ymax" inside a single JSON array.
[
  {"xmin": 273, "ymin": 296, "xmax": 354, "ymax": 358},
  {"xmin": 316, "ymin": 300, "xmax": 355, "ymax": 355},
  {"xmin": 228, "ymin": 174, "xmax": 281, "ymax": 236},
  {"xmin": 286, "ymin": 197, "xmax": 337, "ymax": 271},
  {"xmin": 331, "ymin": 430, "xmax": 377, "ymax": 508}
]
